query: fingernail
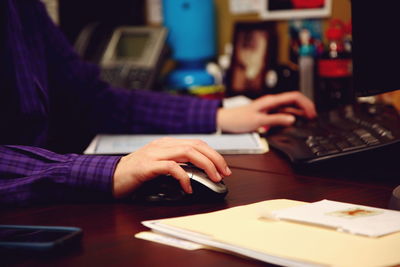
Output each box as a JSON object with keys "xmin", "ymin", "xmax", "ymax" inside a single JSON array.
[
  {"xmin": 225, "ymin": 166, "xmax": 232, "ymax": 175},
  {"xmin": 216, "ymin": 171, "xmax": 222, "ymax": 181},
  {"xmin": 188, "ymin": 185, "xmax": 193, "ymax": 194},
  {"xmin": 258, "ymin": 126, "xmax": 270, "ymax": 134},
  {"xmin": 287, "ymin": 115, "xmax": 295, "ymax": 124}
]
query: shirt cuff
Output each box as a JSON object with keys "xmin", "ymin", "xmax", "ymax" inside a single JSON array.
[{"xmin": 70, "ymin": 155, "xmax": 121, "ymax": 196}]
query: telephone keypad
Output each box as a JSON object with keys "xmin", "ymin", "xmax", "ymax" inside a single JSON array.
[{"xmin": 100, "ymin": 65, "xmax": 153, "ymax": 90}]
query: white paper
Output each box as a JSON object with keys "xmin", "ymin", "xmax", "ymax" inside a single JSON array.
[
  {"xmin": 146, "ymin": 0, "xmax": 162, "ymax": 24},
  {"xmin": 135, "ymin": 231, "xmax": 205, "ymax": 250},
  {"xmin": 84, "ymin": 133, "xmax": 268, "ymax": 155},
  {"xmin": 229, "ymin": 0, "xmax": 263, "ymax": 15},
  {"xmin": 269, "ymin": 199, "xmax": 400, "ymax": 237}
]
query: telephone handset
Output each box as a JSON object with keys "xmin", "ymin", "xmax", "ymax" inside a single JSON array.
[{"xmin": 74, "ymin": 23, "xmax": 168, "ymax": 90}]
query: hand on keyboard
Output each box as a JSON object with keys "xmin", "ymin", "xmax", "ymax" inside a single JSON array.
[{"xmin": 266, "ymin": 103, "xmax": 400, "ymax": 164}]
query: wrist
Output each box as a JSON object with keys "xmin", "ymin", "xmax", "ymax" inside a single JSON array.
[
  {"xmin": 112, "ymin": 156, "xmax": 143, "ymax": 199},
  {"xmin": 216, "ymin": 108, "xmax": 226, "ymax": 133}
]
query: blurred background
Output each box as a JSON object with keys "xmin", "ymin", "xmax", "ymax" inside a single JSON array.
[{"xmin": 42, "ymin": 0, "xmax": 400, "ymax": 110}]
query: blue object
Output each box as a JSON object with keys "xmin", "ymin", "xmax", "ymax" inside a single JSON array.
[
  {"xmin": 299, "ymin": 44, "xmax": 315, "ymax": 56},
  {"xmin": 166, "ymin": 67, "xmax": 215, "ymax": 89},
  {"xmin": 162, "ymin": 0, "xmax": 216, "ymax": 89},
  {"xmin": 0, "ymin": 225, "xmax": 82, "ymax": 251}
]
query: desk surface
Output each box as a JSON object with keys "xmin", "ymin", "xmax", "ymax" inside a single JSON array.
[{"xmin": 1, "ymin": 150, "xmax": 398, "ymax": 267}]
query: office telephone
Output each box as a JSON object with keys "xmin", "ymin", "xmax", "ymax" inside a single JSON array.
[{"xmin": 74, "ymin": 23, "xmax": 168, "ymax": 90}]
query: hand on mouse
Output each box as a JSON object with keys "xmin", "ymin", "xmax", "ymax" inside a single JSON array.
[
  {"xmin": 112, "ymin": 137, "xmax": 232, "ymax": 198},
  {"xmin": 217, "ymin": 91, "xmax": 317, "ymax": 133}
]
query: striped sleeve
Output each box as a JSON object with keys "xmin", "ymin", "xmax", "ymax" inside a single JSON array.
[{"xmin": 0, "ymin": 145, "xmax": 120, "ymax": 205}]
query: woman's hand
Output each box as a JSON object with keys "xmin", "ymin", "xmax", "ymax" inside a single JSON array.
[
  {"xmin": 217, "ymin": 91, "xmax": 317, "ymax": 133},
  {"xmin": 112, "ymin": 137, "xmax": 232, "ymax": 198}
]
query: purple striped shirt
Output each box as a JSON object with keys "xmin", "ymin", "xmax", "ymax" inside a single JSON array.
[{"xmin": 0, "ymin": 0, "xmax": 220, "ymax": 205}]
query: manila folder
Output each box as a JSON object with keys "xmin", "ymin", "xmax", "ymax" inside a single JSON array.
[{"xmin": 142, "ymin": 199, "xmax": 400, "ymax": 267}]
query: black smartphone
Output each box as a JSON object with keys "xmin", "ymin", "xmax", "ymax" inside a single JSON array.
[{"xmin": 0, "ymin": 225, "xmax": 83, "ymax": 252}]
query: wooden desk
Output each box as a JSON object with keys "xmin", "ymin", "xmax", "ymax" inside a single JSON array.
[{"xmin": 1, "ymin": 150, "xmax": 397, "ymax": 267}]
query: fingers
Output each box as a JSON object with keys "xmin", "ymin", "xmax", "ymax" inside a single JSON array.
[
  {"xmin": 254, "ymin": 91, "xmax": 317, "ymax": 118},
  {"xmin": 278, "ymin": 106, "xmax": 308, "ymax": 117},
  {"xmin": 151, "ymin": 161, "xmax": 193, "ymax": 194},
  {"xmin": 150, "ymin": 138, "xmax": 231, "ymax": 179},
  {"xmin": 257, "ymin": 113, "xmax": 296, "ymax": 127},
  {"xmin": 150, "ymin": 139, "xmax": 231, "ymax": 182},
  {"xmin": 114, "ymin": 138, "xmax": 231, "ymax": 198},
  {"xmin": 177, "ymin": 139, "xmax": 231, "ymax": 178}
]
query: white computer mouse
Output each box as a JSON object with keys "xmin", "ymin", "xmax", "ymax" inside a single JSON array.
[{"xmin": 132, "ymin": 164, "xmax": 228, "ymax": 204}]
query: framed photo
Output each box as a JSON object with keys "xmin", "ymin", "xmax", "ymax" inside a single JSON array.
[
  {"xmin": 226, "ymin": 21, "xmax": 277, "ymax": 98},
  {"xmin": 260, "ymin": 0, "xmax": 332, "ymax": 20}
]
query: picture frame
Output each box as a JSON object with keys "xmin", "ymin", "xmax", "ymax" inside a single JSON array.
[
  {"xmin": 260, "ymin": 0, "xmax": 332, "ymax": 20},
  {"xmin": 226, "ymin": 21, "xmax": 277, "ymax": 98}
]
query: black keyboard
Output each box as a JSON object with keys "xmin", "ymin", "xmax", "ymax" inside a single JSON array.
[{"xmin": 266, "ymin": 102, "xmax": 400, "ymax": 164}]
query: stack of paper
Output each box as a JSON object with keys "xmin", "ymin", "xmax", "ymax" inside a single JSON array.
[
  {"xmin": 84, "ymin": 133, "xmax": 268, "ymax": 155},
  {"xmin": 139, "ymin": 199, "xmax": 400, "ymax": 267}
]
